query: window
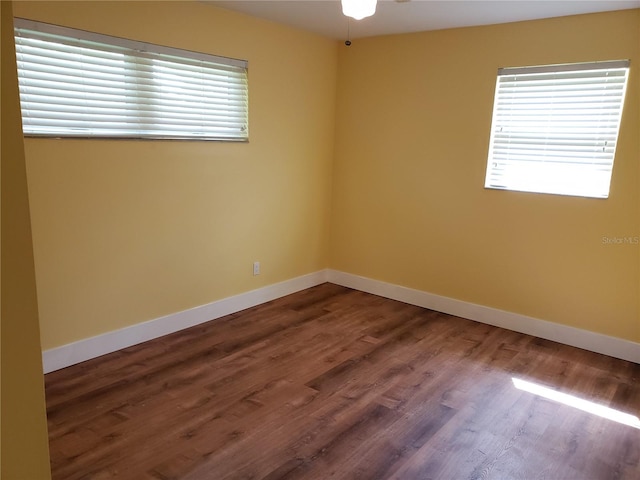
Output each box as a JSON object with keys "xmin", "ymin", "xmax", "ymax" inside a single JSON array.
[
  {"xmin": 485, "ymin": 60, "xmax": 629, "ymax": 198},
  {"xmin": 14, "ymin": 19, "xmax": 248, "ymax": 141}
]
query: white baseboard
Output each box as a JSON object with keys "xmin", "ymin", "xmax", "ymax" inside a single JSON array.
[
  {"xmin": 42, "ymin": 270, "xmax": 329, "ymax": 373},
  {"xmin": 327, "ymin": 269, "xmax": 640, "ymax": 364},
  {"xmin": 43, "ymin": 268, "xmax": 639, "ymax": 373}
]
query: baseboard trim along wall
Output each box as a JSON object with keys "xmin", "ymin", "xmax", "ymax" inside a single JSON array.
[
  {"xmin": 42, "ymin": 270, "xmax": 329, "ymax": 373},
  {"xmin": 43, "ymin": 269, "xmax": 639, "ymax": 373},
  {"xmin": 326, "ymin": 269, "xmax": 640, "ymax": 365}
]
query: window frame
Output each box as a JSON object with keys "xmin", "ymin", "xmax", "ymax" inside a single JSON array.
[
  {"xmin": 484, "ymin": 60, "xmax": 630, "ymax": 199},
  {"xmin": 14, "ymin": 18, "xmax": 249, "ymax": 142}
]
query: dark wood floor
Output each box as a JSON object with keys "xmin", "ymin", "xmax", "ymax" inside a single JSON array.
[{"xmin": 45, "ymin": 283, "xmax": 640, "ymax": 480}]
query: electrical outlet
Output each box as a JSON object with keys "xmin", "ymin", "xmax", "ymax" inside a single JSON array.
[{"xmin": 253, "ymin": 261, "xmax": 260, "ymax": 276}]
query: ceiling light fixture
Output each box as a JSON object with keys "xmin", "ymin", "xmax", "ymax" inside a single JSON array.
[{"xmin": 341, "ymin": 0, "xmax": 377, "ymax": 20}]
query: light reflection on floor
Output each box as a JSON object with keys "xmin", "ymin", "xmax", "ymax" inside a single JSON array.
[{"xmin": 512, "ymin": 377, "xmax": 640, "ymax": 429}]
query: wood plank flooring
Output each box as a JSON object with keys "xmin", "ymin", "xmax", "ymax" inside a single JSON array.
[{"xmin": 45, "ymin": 283, "xmax": 640, "ymax": 479}]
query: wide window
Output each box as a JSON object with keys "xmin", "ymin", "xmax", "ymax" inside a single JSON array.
[
  {"xmin": 485, "ymin": 60, "xmax": 629, "ymax": 198},
  {"xmin": 14, "ymin": 19, "xmax": 248, "ymax": 141}
]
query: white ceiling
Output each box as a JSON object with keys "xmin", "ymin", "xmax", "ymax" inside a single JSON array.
[{"xmin": 206, "ymin": 0, "xmax": 640, "ymax": 40}]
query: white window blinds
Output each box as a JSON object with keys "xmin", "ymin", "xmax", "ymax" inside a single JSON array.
[
  {"xmin": 14, "ymin": 18, "xmax": 249, "ymax": 141},
  {"xmin": 485, "ymin": 60, "xmax": 629, "ymax": 198}
]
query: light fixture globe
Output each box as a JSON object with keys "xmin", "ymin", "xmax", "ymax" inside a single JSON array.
[{"xmin": 341, "ymin": 0, "xmax": 377, "ymax": 20}]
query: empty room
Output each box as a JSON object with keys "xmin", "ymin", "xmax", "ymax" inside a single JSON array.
[{"xmin": 2, "ymin": 0, "xmax": 639, "ymax": 479}]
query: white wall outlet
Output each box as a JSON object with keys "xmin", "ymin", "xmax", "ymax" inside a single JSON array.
[{"xmin": 253, "ymin": 261, "xmax": 260, "ymax": 276}]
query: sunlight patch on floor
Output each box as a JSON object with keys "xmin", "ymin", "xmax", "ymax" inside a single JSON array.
[{"xmin": 512, "ymin": 377, "xmax": 640, "ymax": 429}]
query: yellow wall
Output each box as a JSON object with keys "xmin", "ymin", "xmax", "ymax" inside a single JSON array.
[
  {"xmin": 331, "ymin": 10, "xmax": 640, "ymax": 342},
  {"xmin": 13, "ymin": 1, "xmax": 338, "ymax": 350},
  {"xmin": 1, "ymin": 2, "xmax": 52, "ymax": 477},
  {"xmin": 10, "ymin": 2, "xmax": 640, "ymax": 354}
]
